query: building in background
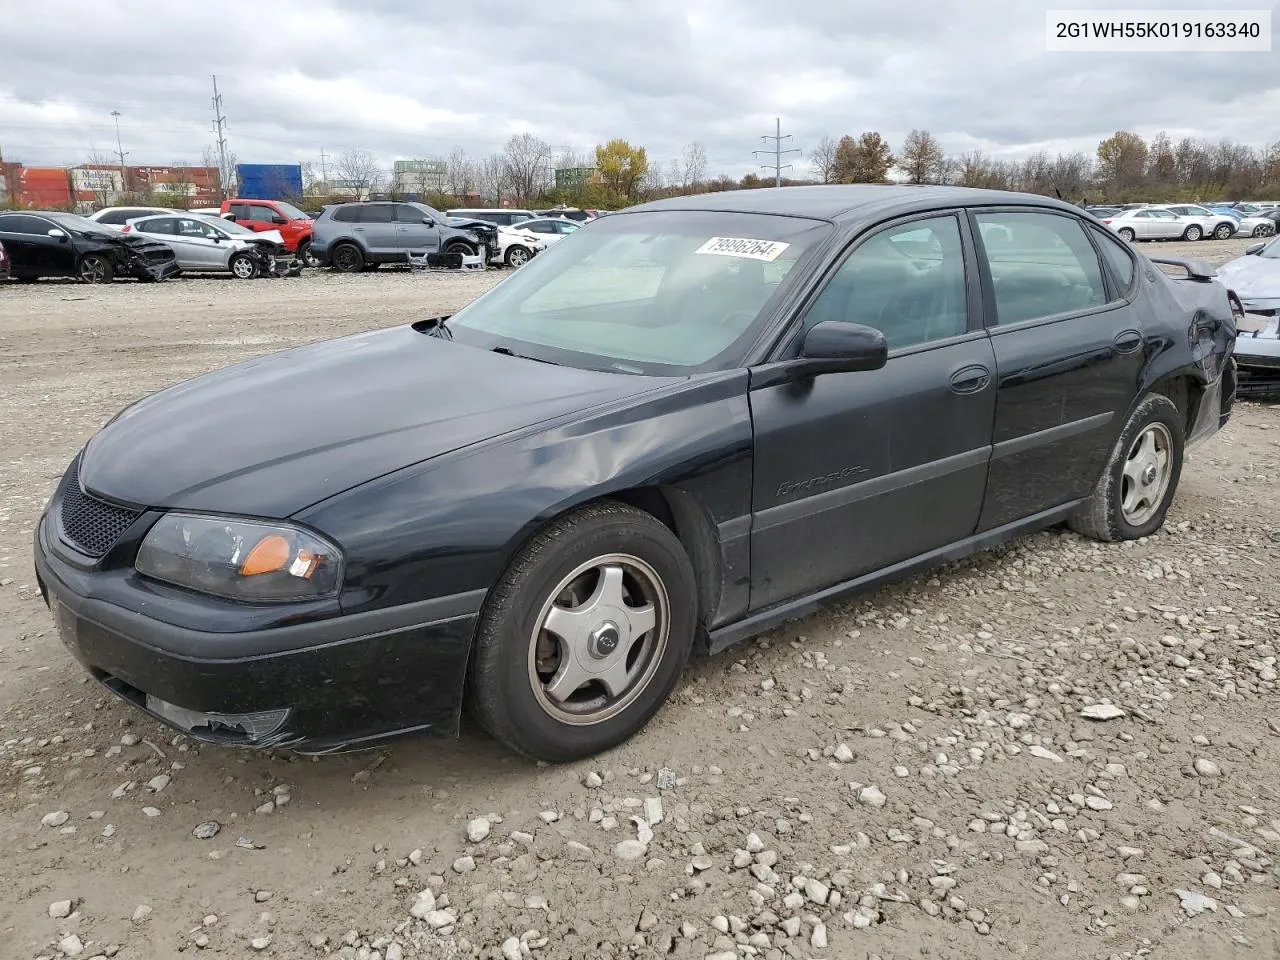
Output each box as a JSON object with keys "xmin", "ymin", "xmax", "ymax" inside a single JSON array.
[
  {"xmin": 69, "ymin": 164, "xmax": 125, "ymax": 210},
  {"xmin": 393, "ymin": 159, "xmax": 447, "ymax": 196},
  {"xmin": 19, "ymin": 167, "xmax": 73, "ymax": 209},
  {"xmin": 554, "ymin": 166, "xmax": 599, "ymax": 190},
  {"xmin": 131, "ymin": 165, "xmax": 221, "ymax": 207}
]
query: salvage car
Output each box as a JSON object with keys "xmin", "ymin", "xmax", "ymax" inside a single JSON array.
[
  {"xmin": 0, "ymin": 239, "xmax": 9, "ymax": 282},
  {"xmin": 1217, "ymin": 236, "xmax": 1280, "ymax": 394},
  {"xmin": 34, "ymin": 186, "xmax": 1236, "ymax": 761},
  {"xmin": 312, "ymin": 201, "xmax": 499, "ymax": 272},
  {"xmin": 0, "ymin": 211, "xmax": 179, "ymax": 283},
  {"xmin": 446, "ymin": 216, "xmax": 546, "ymax": 267},
  {"xmin": 123, "ymin": 213, "xmax": 285, "ymax": 279}
]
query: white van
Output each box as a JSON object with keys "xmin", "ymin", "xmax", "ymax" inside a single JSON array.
[{"xmin": 446, "ymin": 208, "xmax": 537, "ymax": 227}]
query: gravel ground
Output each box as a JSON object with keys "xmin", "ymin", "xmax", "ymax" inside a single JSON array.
[{"xmin": 1, "ymin": 238, "xmax": 1277, "ymax": 960}]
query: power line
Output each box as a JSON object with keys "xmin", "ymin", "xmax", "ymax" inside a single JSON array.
[
  {"xmin": 210, "ymin": 75, "xmax": 230, "ymax": 199},
  {"xmin": 752, "ymin": 117, "xmax": 801, "ymax": 188}
]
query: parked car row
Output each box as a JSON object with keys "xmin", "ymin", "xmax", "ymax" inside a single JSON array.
[
  {"xmin": 1087, "ymin": 201, "xmax": 1277, "ymax": 242},
  {"xmin": 0, "ymin": 211, "xmax": 181, "ymax": 283}
]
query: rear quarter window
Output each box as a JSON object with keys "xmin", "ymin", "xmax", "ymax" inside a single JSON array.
[
  {"xmin": 331, "ymin": 206, "xmax": 359, "ymax": 223},
  {"xmin": 1089, "ymin": 225, "xmax": 1136, "ymax": 293}
]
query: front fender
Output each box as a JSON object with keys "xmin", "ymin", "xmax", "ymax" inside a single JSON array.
[{"xmin": 296, "ymin": 371, "xmax": 754, "ymax": 619}]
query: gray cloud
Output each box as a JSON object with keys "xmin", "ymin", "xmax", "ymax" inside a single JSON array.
[{"xmin": 1, "ymin": 0, "xmax": 1275, "ymax": 178}]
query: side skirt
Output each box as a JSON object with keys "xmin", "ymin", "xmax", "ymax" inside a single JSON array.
[{"xmin": 705, "ymin": 500, "xmax": 1085, "ymax": 655}]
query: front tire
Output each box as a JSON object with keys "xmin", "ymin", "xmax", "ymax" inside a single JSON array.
[
  {"xmin": 77, "ymin": 254, "xmax": 114, "ymax": 284},
  {"xmin": 1212, "ymin": 223, "xmax": 1233, "ymax": 240},
  {"xmin": 228, "ymin": 253, "xmax": 259, "ymax": 280},
  {"xmin": 1068, "ymin": 394, "xmax": 1184, "ymax": 542},
  {"xmin": 296, "ymin": 239, "xmax": 318, "ymax": 267},
  {"xmin": 467, "ymin": 502, "xmax": 697, "ymax": 762},
  {"xmin": 505, "ymin": 244, "xmax": 531, "ymax": 267}
]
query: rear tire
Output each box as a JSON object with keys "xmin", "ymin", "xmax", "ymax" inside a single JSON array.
[
  {"xmin": 1118, "ymin": 228, "xmax": 1135, "ymax": 242},
  {"xmin": 330, "ymin": 242, "xmax": 364, "ymax": 273},
  {"xmin": 296, "ymin": 239, "xmax": 317, "ymax": 268},
  {"xmin": 1182, "ymin": 225, "xmax": 1203, "ymax": 241},
  {"xmin": 467, "ymin": 502, "xmax": 697, "ymax": 762},
  {"xmin": 1212, "ymin": 223, "xmax": 1233, "ymax": 240},
  {"xmin": 1068, "ymin": 394, "xmax": 1184, "ymax": 542}
]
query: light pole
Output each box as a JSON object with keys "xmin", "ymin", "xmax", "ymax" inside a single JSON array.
[{"xmin": 110, "ymin": 110, "xmax": 129, "ymax": 193}]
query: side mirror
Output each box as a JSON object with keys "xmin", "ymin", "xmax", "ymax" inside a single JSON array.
[
  {"xmin": 423, "ymin": 218, "xmax": 436, "ymax": 227},
  {"xmin": 221, "ymin": 213, "xmax": 236, "ymax": 221},
  {"xmin": 788, "ymin": 321, "xmax": 888, "ymax": 378},
  {"xmin": 1246, "ymin": 242, "xmax": 1265, "ymax": 255},
  {"xmin": 270, "ymin": 215, "xmax": 287, "ymax": 225},
  {"xmin": 211, "ymin": 234, "xmax": 223, "ymax": 242},
  {"xmin": 47, "ymin": 228, "xmax": 67, "ymax": 240}
]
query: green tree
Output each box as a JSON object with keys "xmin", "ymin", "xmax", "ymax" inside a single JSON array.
[
  {"xmin": 595, "ymin": 139, "xmax": 648, "ymax": 199},
  {"xmin": 1096, "ymin": 130, "xmax": 1148, "ymax": 191}
]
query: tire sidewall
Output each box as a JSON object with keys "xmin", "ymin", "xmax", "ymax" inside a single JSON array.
[
  {"xmin": 1100, "ymin": 394, "xmax": 1184, "ymax": 540},
  {"xmin": 229, "ymin": 254, "xmax": 258, "ymax": 279},
  {"xmin": 505, "ymin": 245, "xmax": 530, "ymax": 267},
  {"xmin": 78, "ymin": 254, "xmax": 113, "ymax": 283},
  {"xmin": 473, "ymin": 509, "xmax": 697, "ymax": 762},
  {"xmin": 1183, "ymin": 225, "xmax": 1202, "ymax": 241},
  {"xmin": 1213, "ymin": 224, "xmax": 1232, "ymax": 240},
  {"xmin": 1119, "ymin": 228, "xmax": 1135, "ymax": 241},
  {"xmin": 332, "ymin": 243, "xmax": 363, "ymax": 273}
]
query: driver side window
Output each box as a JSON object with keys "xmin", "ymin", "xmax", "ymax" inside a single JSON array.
[{"xmin": 802, "ymin": 215, "xmax": 968, "ymax": 351}]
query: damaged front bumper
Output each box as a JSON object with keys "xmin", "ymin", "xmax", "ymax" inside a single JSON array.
[
  {"xmin": 33, "ymin": 508, "xmax": 480, "ymax": 753},
  {"xmin": 1234, "ymin": 307, "xmax": 1280, "ymax": 396}
]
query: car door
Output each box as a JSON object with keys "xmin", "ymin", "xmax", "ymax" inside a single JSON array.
[
  {"xmin": 356, "ymin": 204, "xmax": 398, "ymax": 256},
  {"xmin": 1152, "ymin": 210, "xmax": 1183, "ymax": 239},
  {"xmin": 748, "ymin": 212, "xmax": 996, "ymax": 609},
  {"xmin": 394, "ymin": 203, "xmax": 439, "ymax": 254},
  {"xmin": 0, "ymin": 214, "xmax": 48, "ymax": 274},
  {"xmin": 173, "ymin": 217, "xmax": 231, "ymax": 269},
  {"xmin": 1125, "ymin": 211, "xmax": 1152, "ymax": 238},
  {"xmin": 972, "ymin": 207, "xmax": 1145, "ymax": 531}
]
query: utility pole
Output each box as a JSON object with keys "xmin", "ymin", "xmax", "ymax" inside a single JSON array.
[
  {"xmin": 753, "ymin": 117, "xmax": 800, "ymax": 188},
  {"xmin": 210, "ymin": 75, "xmax": 231, "ymax": 199},
  {"xmin": 318, "ymin": 148, "xmax": 329, "ymax": 185},
  {"xmin": 109, "ymin": 111, "xmax": 128, "ymax": 191}
]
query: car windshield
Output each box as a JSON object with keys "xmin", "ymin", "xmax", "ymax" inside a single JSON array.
[
  {"xmin": 202, "ymin": 217, "xmax": 255, "ymax": 235},
  {"xmin": 45, "ymin": 212, "xmax": 115, "ymax": 238},
  {"xmin": 1259, "ymin": 236, "xmax": 1280, "ymax": 259},
  {"xmin": 446, "ymin": 210, "xmax": 831, "ymax": 374},
  {"xmin": 274, "ymin": 201, "xmax": 310, "ymax": 220}
]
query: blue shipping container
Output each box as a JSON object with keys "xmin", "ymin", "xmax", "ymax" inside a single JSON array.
[{"xmin": 235, "ymin": 163, "xmax": 304, "ymax": 200}]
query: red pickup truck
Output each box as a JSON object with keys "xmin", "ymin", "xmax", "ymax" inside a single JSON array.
[{"xmin": 220, "ymin": 199, "xmax": 315, "ymax": 264}]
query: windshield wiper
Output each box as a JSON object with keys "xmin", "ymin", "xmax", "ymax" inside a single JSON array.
[{"xmin": 492, "ymin": 345, "xmax": 559, "ymax": 365}]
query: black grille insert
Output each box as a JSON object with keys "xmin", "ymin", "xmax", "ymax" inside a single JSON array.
[{"xmin": 58, "ymin": 460, "xmax": 140, "ymax": 557}]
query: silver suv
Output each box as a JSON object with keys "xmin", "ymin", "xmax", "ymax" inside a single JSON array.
[{"xmin": 311, "ymin": 201, "xmax": 499, "ymax": 272}]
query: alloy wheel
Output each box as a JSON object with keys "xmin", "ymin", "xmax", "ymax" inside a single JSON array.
[
  {"xmin": 507, "ymin": 246, "xmax": 530, "ymax": 267},
  {"xmin": 527, "ymin": 554, "xmax": 669, "ymax": 726},
  {"xmin": 1120, "ymin": 423, "xmax": 1173, "ymax": 526},
  {"xmin": 78, "ymin": 256, "xmax": 109, "ymax": 283}
]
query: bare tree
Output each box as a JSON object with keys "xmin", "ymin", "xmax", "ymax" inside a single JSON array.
[
  {"xmin": 502, "ymin": 133, "xmax": 551, "ymax": 203},
  {"xmin": 83, "ymin": 148, "xmax": 121, "ymax": 207},
  {"xmin": 680, "ymin": 141, "xmax": 707, "ymax": 190},
  {"xmin": 898, "ymin": 129, "xmax": 947, "ymax": 184},
  {"xmin": 446, "ymin": 147, "xmax": 476, "ymax": 199},
  {"xmin": 202, "ymin": 144, "xmax": 237, "ymax": 199},
  {"xmin": 336, "ymin": 148, "xmax": 383, "ymax": 199},
  {"xmin": 809, "ymin": 136, "xmax": 838, "ymax": 184},
  {"xmin": 479, "ymin": 154, "xmax": 510, "ymax": 206},
  {"xmin": 165, "ymin": 161, "xmax": 195, "ymax": 209}
]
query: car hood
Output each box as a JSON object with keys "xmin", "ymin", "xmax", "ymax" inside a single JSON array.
[
  {"xmin": 80, "ymin": 324, "xmax": 667, "ymax": 517},
  {"xmin": 242, "ymin": 229, "xmax": 285, "ymax": 246},
  {"xmin": 1217, "ymin": 256, "xmax": 1280, "ymax": 299}
]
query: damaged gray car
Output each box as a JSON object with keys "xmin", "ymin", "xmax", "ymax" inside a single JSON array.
[{"xmin": 1216, "ymin": 237, "xmax": 1280, "ymax": 396}]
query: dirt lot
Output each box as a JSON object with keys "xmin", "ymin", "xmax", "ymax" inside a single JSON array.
[{"xmin": 1, "ymin": 238, "xmax": 1277, "ymax": 960}]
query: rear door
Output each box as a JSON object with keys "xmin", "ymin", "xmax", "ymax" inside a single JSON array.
[
  {"xmin": 749, "ymin": 212, "xmax": 997, "ymax": 609},
  {"xmin": 172, "ymin": 217, "xmax": 229, "ymax": 269},
  {"xmin": 972, "ymin": 207, "xmax": 1145, "ymax": 530},
  {"xmin": 357, "ymin": 204, "xmax": 398, "ymax": 256}
]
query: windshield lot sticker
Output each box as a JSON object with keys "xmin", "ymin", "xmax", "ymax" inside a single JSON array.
[{"xmin": 695, "ymin": 237, "xmax": 790, "ymax": 261}]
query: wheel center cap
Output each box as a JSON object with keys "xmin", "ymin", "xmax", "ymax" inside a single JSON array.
[
  {"xmin": 588, "ymin": 621, "xmax": 621, "ymax": 659},
  {"xmin": 1141, "ymin": 463, "xmax": 1158, "ymax": 486}
]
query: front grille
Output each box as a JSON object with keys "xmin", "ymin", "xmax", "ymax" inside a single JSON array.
[{"xmin": 59, "ymin": 460, "xmax": 140, "ymax": 557}]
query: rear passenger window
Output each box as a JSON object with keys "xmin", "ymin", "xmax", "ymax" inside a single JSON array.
[
  {"xmin": 803, "ymin": 215, "xmax": 968, "ymax": 350},
  {"xmin": 331, "ymin": 206, "xmax": 358, "ymax": 223},
  {"xmin": 1089, "ymin": 225, "xmax": 1136, "ymax": 293},
  {"xmin": 975, "ymin": 211, "xmax": 1107, "ymax": 325},
  {"xmin": 361, "ymin": 205, "xmax": 393, "ymax": 223}
]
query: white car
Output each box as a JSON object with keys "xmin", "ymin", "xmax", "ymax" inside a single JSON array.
[
  {"xmin": 1154, "ymin": 204, "xmax": 1237, "ymax": 241},
  {"xmin": 495, "ymin": 226, "xmax": 547, "ymax": 267},
  {"xmin": 511, "ymin": 217, "xmax": 581, "ymax": 247},
  {"xmin": 122, "ymin": 213, "xmax": 285, "ymax": 278},
  {"xmin": 1100, "ymin": 208, "xmax": 1185, "ymax": 241},
  {"xmin": 86, "ymin": 206, "xmax": 182, "ymax": 230}
]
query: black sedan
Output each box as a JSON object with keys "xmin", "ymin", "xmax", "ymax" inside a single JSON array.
[
  {"xmin": 34, "ymin": 186, "xmax": 1236, "ymax": 761},
  {"xmin": 0, "ymin": 211, "xmax": 179, "ymax": 282},
  {"xmin": 0, "ymin": 239, "xmax": 9, "ymax": 281}
]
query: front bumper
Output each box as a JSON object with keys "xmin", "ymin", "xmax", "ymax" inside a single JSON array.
[
  {"xmin": 34, "ymin": 509, "xmax": 482, "ymax": 752},
  {"xmin": 129, "ymin": 257, "xmax": 180, "ymax": 281}
]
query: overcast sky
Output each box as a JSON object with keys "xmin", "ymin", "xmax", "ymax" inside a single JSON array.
[{"xmin": 1, "ymin": 0, "xmax": 1276, "ymax": 179}]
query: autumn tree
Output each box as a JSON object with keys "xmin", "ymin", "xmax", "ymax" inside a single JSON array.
[
  {"xmin": 898, "ymin": 129, "xmax": 946, "ymax": 184},
  {"xmin": 1146, "ymin": 131, "xmax": 1176, "ymax": 187},
  {"xmin": 595, "ymin": 139, "xmax": 648, "ymax": 199},
  {"xmin": 834, "ymin": 132, "xmax": 894, "ymax": 183},
  {"xmin": 1095, "ymin": 130, "xmax": 1148, "ymax": 191}
]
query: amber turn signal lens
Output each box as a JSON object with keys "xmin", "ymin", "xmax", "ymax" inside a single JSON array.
[{"xmin": 240, "ymin": 534, "xmax": 292, "ymax": 576}]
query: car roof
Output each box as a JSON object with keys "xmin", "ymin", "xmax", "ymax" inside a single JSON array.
[{"xmin": 627, "ymin": 185, "xmax": 1087, "ymax": 223}]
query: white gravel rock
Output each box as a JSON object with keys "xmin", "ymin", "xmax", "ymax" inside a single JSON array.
[
  {"xmin": 614, "ymin": 839, "xmax": 646, "ymax": 860},
  {"xmin": 745, "ymin": 832, "xmax": 765, "ymax": 853},
  {"xmin": 858, "ymin": 785, "xmax": 887, "ymax": 808},
  {"xmin": 833, "ymin": 742, "xmax": 854, "ymax": 763},
  {"xmin": 57, "ymin": 934, "xmax": 84, "ymax": 957},
  {"xmin": 42, "ymin": 810, "xmax": 70, "ymax": 827},
  {"xmin": 1194, "ymin": 758, "xmax": 1221, "ymax": 777},
  {"xmin": 466, "ymin": 817, "xmax": 491, "ymax": 842},
  {"xmin": 1079, "ymin": 704, "xmax": 1126, "ymax": 720},
  {"xmin": 49, "ymin": 899, "xmax": 73, "ymax": 918}
]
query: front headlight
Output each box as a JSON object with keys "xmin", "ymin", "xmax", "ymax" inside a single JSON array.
[{"xmin": 136, "ymin": 514, "xmax": 343, "ymax": 602}]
